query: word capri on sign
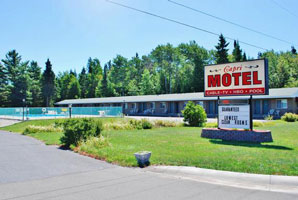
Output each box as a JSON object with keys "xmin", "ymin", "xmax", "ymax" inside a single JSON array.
[
  {"xmin": 218, "ymin": 105, "xmax": 250, "ymax": 129},
  {"xmin": 204, "ymin": 59, "xmax": 268, "ymax": 96}
]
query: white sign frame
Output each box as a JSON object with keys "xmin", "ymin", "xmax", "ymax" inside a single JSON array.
[{"xmin": 218, "ymin": 105, "xmax": 250, "ymax": 129}]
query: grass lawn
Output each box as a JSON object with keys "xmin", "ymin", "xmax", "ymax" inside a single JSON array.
[{"xmin": 1, "ymin": 119, "xmax": 297, "ymax": 175}]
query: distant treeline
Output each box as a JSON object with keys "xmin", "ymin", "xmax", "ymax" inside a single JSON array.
[{"xmin": 0, "ymin": 34, "xmax": 297, "ymax": 107}]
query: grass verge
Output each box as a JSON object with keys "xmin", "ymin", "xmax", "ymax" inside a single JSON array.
[{"xmin": 1, "ymin": 119, "xmax": 297, "ymax": 175}]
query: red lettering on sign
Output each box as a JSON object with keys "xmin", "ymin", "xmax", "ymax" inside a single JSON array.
[
  {"xmin": 222, "ymin": 74, "xmax": 231, "ymax": 87},
  {"xmin": 208, "ymin": 75, "xmax": 221, "ymax": 87},
  {"xmin": 242, "ymin": 72, "xmax": 251, "ymax": 85},
  {"xmin": 253, "ymin": 71, "xmax": 262, "ymax": 85},
  {"xmin": 232, "ymin": 72, "xmax": 241, "ymax": 86}
]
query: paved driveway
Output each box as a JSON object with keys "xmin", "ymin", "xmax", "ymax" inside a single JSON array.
[{"xmin": 0, "ymin": 130, "xmax": 296, "ymax": 200}]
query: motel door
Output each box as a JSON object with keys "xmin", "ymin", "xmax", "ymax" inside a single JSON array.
[
  {"xmin": 263, "ymin": 100, "xmax": 269, "ymax": 114},
  {"xmin": 175, "ymin": 102, "xmax": 179, "ymax": 113},
  {"xmin": 169, "ymin": 102, "xmax": 173, "ymax": 113},
  {"xmin": 208, "ymin": 101, "xmax": 214, "ymax": 114},
  {"xmin": 143, "ymin": 102, "xmax": 147, "ymax": 111}
]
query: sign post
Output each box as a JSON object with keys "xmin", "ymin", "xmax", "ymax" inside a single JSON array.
[{"xmin": 201, "ymin": 59, "xmax": 272, "ymax": 143}]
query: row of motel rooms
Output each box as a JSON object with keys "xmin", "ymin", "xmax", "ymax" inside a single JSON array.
[{"xmin": 56, "ymin": 88, "xmax": 298, "ymax": 119}]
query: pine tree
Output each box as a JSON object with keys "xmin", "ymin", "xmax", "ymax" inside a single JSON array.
[
  {"xmin": 0, "ymin": 62, "xmax": 9, "ymax": 106},
  {"xmin": 28, "ymin": 61, "xmax": 42, "ymax": 106},
  {"xmin": 79, "ymin": 67, "xmax": 88, "ymax": 98},
  {"xmin": 86, "ymin": 58, "xmax": 102, "ymax": 98},
  {"xmin": 215, "ymin": 34, "xmax": 229, "ymax": 64},
  {"xmin": 100, "ymin": 64, "xmax": 109, "ymax": 96},
  {"xmin": 41, "ymin": 59, "xmax": 55, "ymax": 107},
  {"xmin": 232, "ymin": 40, "xmax": 242, "ymax": 62},
  {"xmin": 2, "ymin": 50, "xmax": 30, "ymax": 107},
  {"xmin": 291, "ymin": 46, "xmax": 297, "ymax": 55},
  {"xmin": 242, "ymin": 52, "xmax": 247, "ymax": 61},
  {"xmin": 67, "ymin": 75, "xmax": 81, "ymax": 99}
]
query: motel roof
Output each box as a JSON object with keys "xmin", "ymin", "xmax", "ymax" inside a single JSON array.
[{"xmin": 55, "ymin": 87, "xmax": 298, "ymax": 105}]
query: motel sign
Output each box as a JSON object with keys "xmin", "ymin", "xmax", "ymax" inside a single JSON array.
[{"xmin": 204, "ymin": 59, "xmax": 269, "ymax": 97}]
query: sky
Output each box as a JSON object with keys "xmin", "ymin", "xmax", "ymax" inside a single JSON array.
[{"xmin": 0, "ymin": 0, "xmax": 297, "ymax": 73}]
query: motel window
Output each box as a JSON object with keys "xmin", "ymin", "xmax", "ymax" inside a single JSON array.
[
  {"xmin": 277, "ymin": 99, "xmax": 287, "ymax": 109},
  {"xmin": 160, "ymin": 102, "xmax": 166, "ymax": 109},
  {"xmin": 124, "ymin": 103, "xmax": 128, "ymax": 109},
  {"xmin": 131, "ymin": 103, "xmax": 136, "ymax": 109},
  {"xmin": 150, "ymin": 102, "xmax": 155, "ymax": 109},
  {"xmin": 197, "ymin": 101, "xmax": 204, "ymax": 107}
]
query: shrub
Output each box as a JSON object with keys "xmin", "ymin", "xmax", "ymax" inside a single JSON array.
[
  {"xmin": 205, "ymin": 122, "xmax": 217, "ymax": 128},
  {"xmin": 129, "ymin": 119, "xmax": 143, "ymax": 130},
  {"xmin": 141, "ymin": 119, "xmax": 153, "ymax": 129},
  {"xmin": 281, "ymin": 113, "xmax": 298, "ymax": 122},
  {"xmin": 264, "ymin": 115, "xmax": 274, "ymax": 120},
  {"xmin": 153, "ymin": 120, "xmax": 180, "ymax": 127},
  {"xmin": 104, "ymin": 122, "xmax": 132, "ymax": 130},
  {"xmin": 80, "ymin": 136, "xmax": 110, "ymax": 150},
  {"xmin": 253, "ymin": 121, "xmax": 264, "ymax": 127},
  {"xmin": 60, "ymin": 118, "xmax": 103, "ymax": 147},
  {"xmin": 23, "ymin": 125, "xmax": 63, "ymax": 135},
  {"xmin": 182, "ymin": 101, "xmax": 207, "ymax": 127}
]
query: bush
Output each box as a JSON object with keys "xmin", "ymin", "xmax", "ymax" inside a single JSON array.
[
  {"xmin": 253, "ymin": 121, "xmax": 264, "ymax": 127},
  {"xmin": 60, "ymin": 118, "xmax": 103, "ymax": 147},
  {"xmin": 23, "ymin": 125, "xmax": 62, "ymax": 135},
  {"xmin": 281, "ymin": 113, "xmax": 298, "ymax": 122},
  {"xmin": 182, "ymin": 101, "xmax": 207, "ymax": 127},
  {"xmin": 205, "ymin": 122, "xmax": 217, "ymax": 128},
  {"xmin": 129, "ymin": 119, "xmax": 143, "ymax": 130},
  {"xmin": 264, "ymin": 115, "xmax": 274, "ymax": 120},
  {"xmin": 80, "ymin": 136, "xmax": 110, "ymax": 150},
  {"xmin": 153, "ymin": 120, "xmax": 180, "ymax": 127},
  {"xmin": 141, "ymin": 119, "xmax": 153, "ymax": 129}
]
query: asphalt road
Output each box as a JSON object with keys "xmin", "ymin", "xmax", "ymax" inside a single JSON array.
[{"xmin": 0, "ymin": 130, "xmax": 297, "ymax": 200}]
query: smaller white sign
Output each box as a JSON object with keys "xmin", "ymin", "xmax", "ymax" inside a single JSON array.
[{"xmin": 218, "ymin": 105, "xmax": 250, "ymax": 129}]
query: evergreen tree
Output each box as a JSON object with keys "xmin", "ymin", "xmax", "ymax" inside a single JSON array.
[
  {"xmin": 41, "ymin": 59, "xmax": 55, "ymax": 107},
  {"xmin": 28, "ymin": 61, "xmax": 42, "ymax": 106},
  {"xmin": 232, "ymin": 40, "xmax": 242, "ymax": 62},
  {"xmin": 67, "ymin": 75, "xmax": 81, "ymax": 99},
  {"xmin": 2, "ymin": 50, "xmax": 30, "ymax": 106},
  {"xmin": 291, "ymin": 46, "xmax": 297, "ymax": 55},
  {"xmin": 86, "ymin": 58, "xmax": 103, "ymax": 98},
  {"xmin": 242, "ymin": 52, "xmax": 247, "ymax": 61},
  {"xmin": 215, "ymin": 34, "xmax": 229, "ymax": 64},
  {"xmin": 79, "ymin": 67, "xmax": 88, "ymax": 98},
  {"xmin": 100, "ymin": 64, "xmax": 109, "ymax": 96},
  {"xmin": 0, "ymin": 62, "xmax": 10, "ymax": 106}
]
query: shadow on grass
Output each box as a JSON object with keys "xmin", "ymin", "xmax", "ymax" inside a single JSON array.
[{"xmin": 209, "ymin": 139, "xmax": 293, "ymax": 150}]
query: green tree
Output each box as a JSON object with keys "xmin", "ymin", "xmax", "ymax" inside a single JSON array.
[
  {"xmin": 99, "ymin": 63, "xmax": 115, "ymax": 97},
  {"xmin": 178, "ymin": 41, "xmax": 209, "ymax": 92},
  {"xmin": 41, "ymin": 59, "xmax": 55, "ymax": 107},
  {"xmin": 232, "ymin": 40, "xmax": 242, "ymax": 62},
  {"xmin": 291, "ymin": 46, "xmax": 297, "ymax": 55},
  {"xmin": 28, "ymin": 61, "xmax": 42, "ymax": 106},
  {"xmin": 0, "ymin": 62, "xmax": 10, "ymax": 106},
  {"xmin": 2, "ymin": 50, "xmax": 30, "ymax": 106},
  {"xmin": 140, "ymin": 69, "xmax": 155, "ymax": 95},
  {"xmin": 109, "ymin": 55, "xmax": 129, "ymax": 96},
  {"xmin": 242, "ymin": 52, "xmax": 247, "ymax": 61},
  {"xmin": 67, "ymin": 75, "xmax": 81, "ymax": 99},
  {"xmin": 79, "ymin": 67, "xmax": 88, "ymax": 98},
  {"xmin": 86, "ymin": 58, "xmax": 103, "ymax": 98},
  {"xmin": 215, "ymin": 34, "xmax": 229, "ymax": 64}
]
